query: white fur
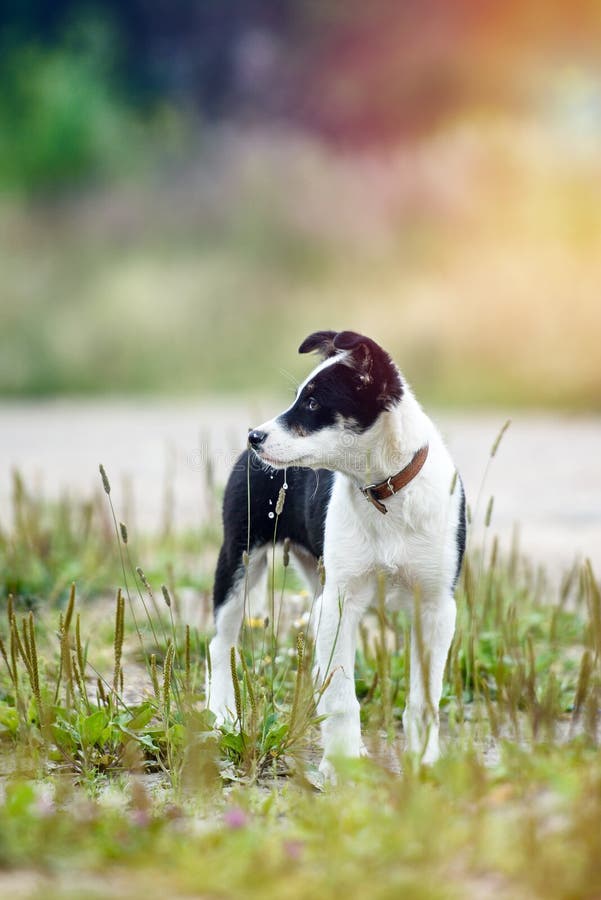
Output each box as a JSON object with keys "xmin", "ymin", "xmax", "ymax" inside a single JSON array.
[
  {"xmin": 209, "ymin": 358, "xmax": 463, "ymax": 777},
  {"xmin": 206, "ymin": 548, "xmax": 267, "ymax": 722}
]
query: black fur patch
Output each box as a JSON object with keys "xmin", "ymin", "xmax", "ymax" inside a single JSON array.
[
  {"xmin": 213, "ymin": 451, "xmax": 334, "ymax": 610},
  {"xmin": 298, "ymin": 331, "xmax": 338, "ymax": 358},
  {"xmin": 454, "ymin": 480, "xmax": 467, "ymax": 588},
  {"xmin": 281, "ymin": 332, "xmax": 403, "ymax": 435}
]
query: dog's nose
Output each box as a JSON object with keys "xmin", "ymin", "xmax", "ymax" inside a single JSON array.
[{"xmin": 248, "ymin": 429, "xmax": 267, "ymax": 448}]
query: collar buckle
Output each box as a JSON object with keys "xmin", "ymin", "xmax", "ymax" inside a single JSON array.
[
  {"xmin": 360, "ymin": 483, "xmax": 388, "ymax": 515},
  {"xmin": 359, "ymin": 445, "xmax": 429, "ymax": 515}
]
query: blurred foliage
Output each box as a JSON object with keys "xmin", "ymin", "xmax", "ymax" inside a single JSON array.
[
  {"xmin": 2, "ymin": 1, "xmax": 601, "ymax": 189},
  {"xmin": 1, "ymin": 2, "xmax": 600, "ymax": 405},
  {"xmin": 1, "ymin": 123, "xmax": 600, "ymax": 407},
  {"xmin": 0, "ymin": 14, "xmax": 190, "ymax": 194},
  {"xmin": 0, "ymin": 46, "xmax": 131, "ymax": 193}
]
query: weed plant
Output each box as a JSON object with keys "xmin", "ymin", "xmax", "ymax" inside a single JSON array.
[{"xmin": 0, "ymin": 429, "xmax": 600, "ymax": 897}]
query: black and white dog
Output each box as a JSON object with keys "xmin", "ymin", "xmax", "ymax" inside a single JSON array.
[{"xmin": 207, "ymin": 330, "xmax": 466, "ymax": 777}]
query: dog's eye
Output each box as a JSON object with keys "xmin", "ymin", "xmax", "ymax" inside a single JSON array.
[{"xmin": 307, "ymin": 397, "xmax": 319, "ymax": 411}]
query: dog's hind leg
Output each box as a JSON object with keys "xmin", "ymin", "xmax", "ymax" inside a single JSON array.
[
  {"xmin": 206, "ymin": 546, "xmax": 267, "ymax": 724},
  {"xmin": 403, "ymin": 591, "xmax": 456, "ymax": 764},
  {"xmin": 289, "ymin": 544, "xmax": 322, "ymax": 598}
]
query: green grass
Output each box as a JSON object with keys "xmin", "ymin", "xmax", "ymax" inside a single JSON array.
[
  {"xmin": 2, "ymin": 744, "xmax": 601, "ymax": 900},
  {"xmin": 1, "ymin": 461, "xmax": 601, "ymax": 899}
]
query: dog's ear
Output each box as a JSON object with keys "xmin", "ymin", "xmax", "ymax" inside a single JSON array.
[
  {"xmin": 334, "ymin": 331, "xmax": 403, "ymax": 403},
  {"xmin": 298, "ymin": 330, "xmax": 338, "ymax": 358},
  {"xmin": 332, "ymin": 331, "xmax": 374, "ymax": 375}
]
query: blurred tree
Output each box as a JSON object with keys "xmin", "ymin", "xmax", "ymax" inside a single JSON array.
[{"xmin": 2, "ymin": 0, "xmax": 601, "ymax": 190}]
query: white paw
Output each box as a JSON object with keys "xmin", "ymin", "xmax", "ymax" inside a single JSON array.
[
  {"xmin": 318, "ymin": 756, "xmax": 338, "ymax": 785},
  {"xmin": 317, "ymin": 744, "xmax": 370, "ymax": 786},
  {"xmin": 206, "ymin": 688, "xmax": 236, "ymax": 728},
  {"xmin": 420, "ymin": 742, "xmax": 440, "ymax": 766},
  {"xmin": 211, "ymin": 708, "xmax": 235, "ymax": 729},
  {"xmin": 403, "ymin": 706, "xmax": 440, "ymax": 764},
  {"xmin": 205, "ymin": 665, "xmax": 236, "ymax": 728}
]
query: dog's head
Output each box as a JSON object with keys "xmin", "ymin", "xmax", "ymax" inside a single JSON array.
[{"xmin": 248, "ymin": 330, "xmax": 403, "ymax": 471}]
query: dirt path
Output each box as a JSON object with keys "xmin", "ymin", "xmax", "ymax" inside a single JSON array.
[{"xmin": 1, "ymin": 399, "xmax": 600, "ymax": 580}]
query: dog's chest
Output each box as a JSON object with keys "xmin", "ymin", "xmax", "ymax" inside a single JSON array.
[
  {"xmin": 324, "ymin": 480, "xmax": 439, "ymax": 579},
  {"xmin": 368, "ymin": 520, "xmax": 432, "ymax": 583}
]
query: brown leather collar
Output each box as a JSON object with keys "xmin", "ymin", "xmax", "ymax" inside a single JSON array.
[{"xmin": 360, "ymin": 445, "xmax": 429, "ymax": 514}]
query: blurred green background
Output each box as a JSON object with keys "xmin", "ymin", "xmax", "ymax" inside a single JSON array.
[{"xmin": 1, "ymin": 1, "xmax": 600, "ymax": 407}]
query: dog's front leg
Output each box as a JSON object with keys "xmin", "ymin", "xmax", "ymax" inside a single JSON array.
[
  {"xmin": 403, "ymin": 593, "xmax": 456, "ymax": 764},
  {"xmin": 314, "ymin": 585, "xmax": 368, "ymax": 778},
  {"xmin": 206, "ymin": 579, "xmax": 248, "ymax": 725}
]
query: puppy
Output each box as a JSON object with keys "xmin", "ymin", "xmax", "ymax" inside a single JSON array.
[{"xmin": 207, "ymin": 330, "xmax": 466, "ymax": 776}]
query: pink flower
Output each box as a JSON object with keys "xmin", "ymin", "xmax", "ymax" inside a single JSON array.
[
  {"xmin": 130, "ymin": 808, "xmax": 151, "ymax": 827},
  {"xmin": 283, "ymin": 840, "xmax": 303, "ymax": 861},
  {"xmin": 35, "ymin": 794, "xmax": 56, "ymax": 818},
  {"xmin": 223, "ymin": 806, "xmax": 248, "ymax": 829}
]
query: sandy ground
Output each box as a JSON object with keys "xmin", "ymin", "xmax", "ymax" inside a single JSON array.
[{"xmin": 0, "ymin": 398, "xmax": 600, "ymax": 580}]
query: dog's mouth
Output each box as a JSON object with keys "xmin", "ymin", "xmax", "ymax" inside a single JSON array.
[{"xmin": 252, "ymin": 447, "xmax": 308, "ymax": 469}]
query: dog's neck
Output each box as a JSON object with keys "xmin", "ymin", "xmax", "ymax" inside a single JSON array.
[{"xmin": 342, "ymin": 389, "xmax": 430, "ymax": 488}]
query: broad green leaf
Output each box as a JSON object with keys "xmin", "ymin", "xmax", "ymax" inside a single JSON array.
[
  {"xmin": 50, "ymin": 723, "xmax": 76, "ymax": 751},
  {"xmin": 80, "ymin": 710, "xmax": 108, "ymax": 747},
  {"xmin": 125, "ymin": 703, "xmax": 155, "ymax": 732},
  {"xmin": 116, "ymin": 724, "xmax": 159, "ymax": 753},
  {"xmin": 0, "ymin": 704, "xmax": 19, "ymax": 736}
]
